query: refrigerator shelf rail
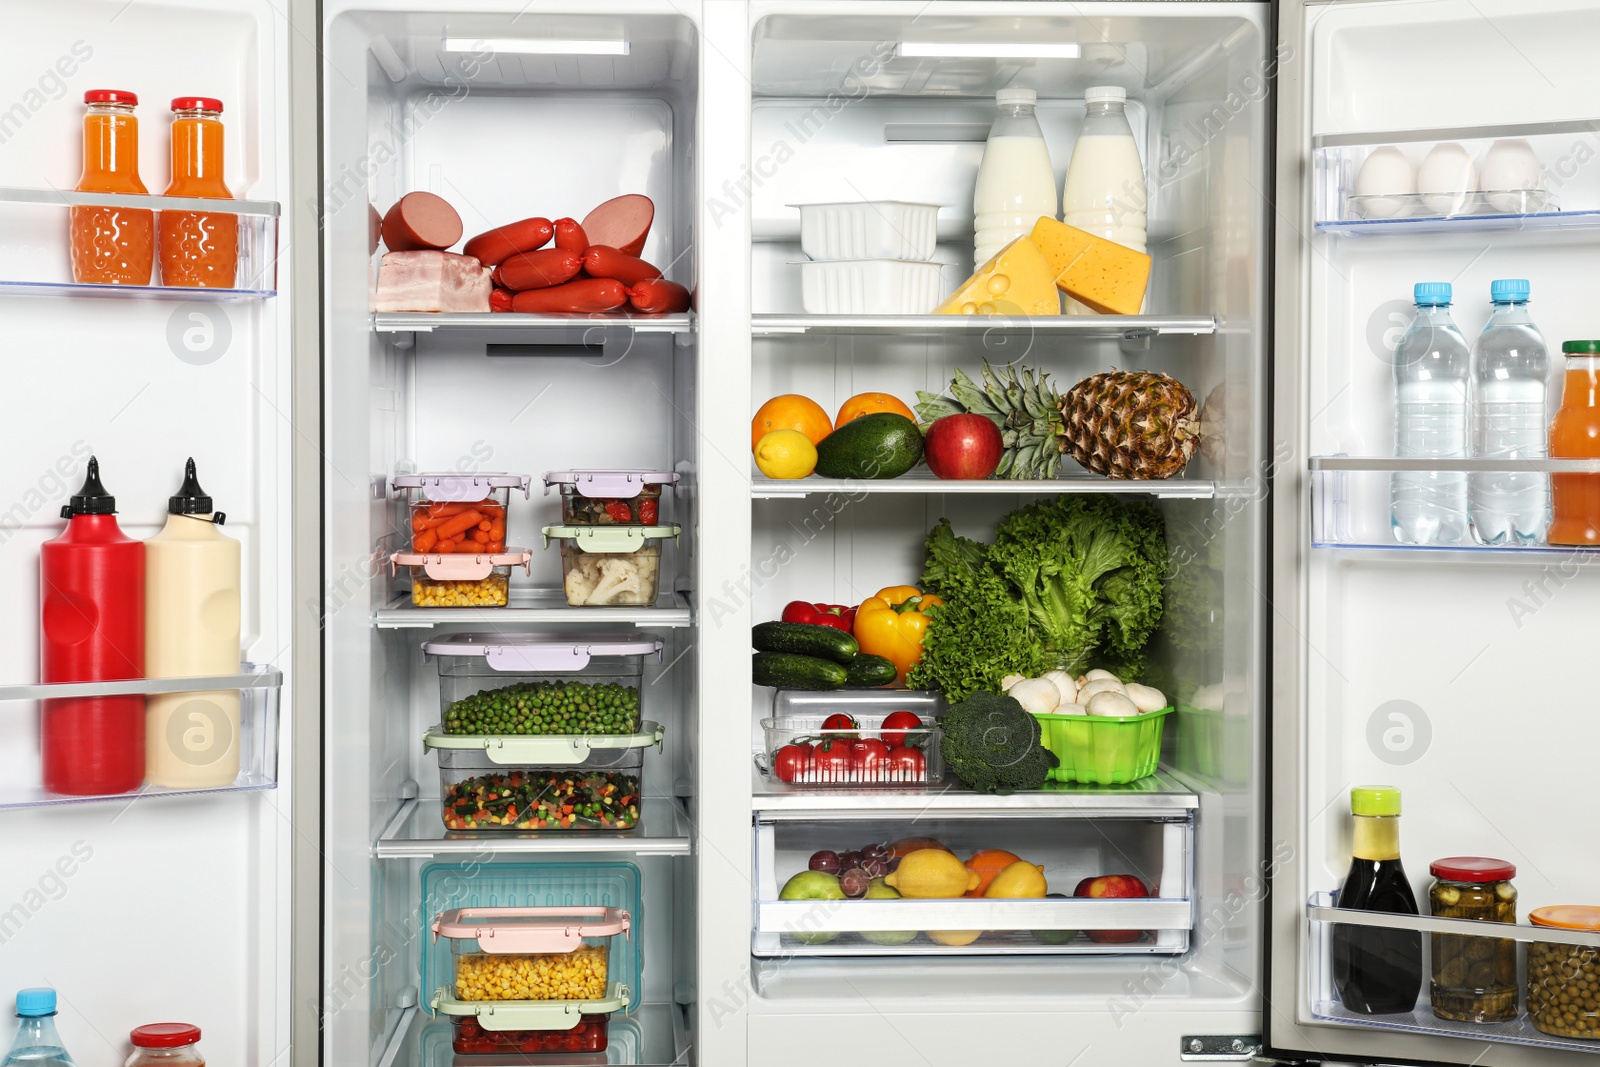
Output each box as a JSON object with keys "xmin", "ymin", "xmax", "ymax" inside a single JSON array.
[
  {"xmin": 1307, "ymin": 893, "xmax": 1600, "ymax": 1056},
  {"xmin": 373, "ymin": 589, "xmax": 692, "ymax": 630},
  {"xmin": 751, "ymin": 768, "xmax": 1198, "ymax": 818},
  {"xmin": 374, "ymin": 796, "xmax": 693, "ymax": 859},
  {"xmin": 751, "ymin": 313, "xmax": 1218, "ymax": 340},
  {"xmin": 751, "ymin": 470, "xmax": 1225, "ymax": 499}
]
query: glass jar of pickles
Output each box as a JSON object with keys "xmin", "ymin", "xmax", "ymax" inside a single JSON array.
[
  {"xmin": 1428, "ymin": 857, "xmax": 1517, "ymax": 1023},
  {"xmin": 1528, "ymin": 905, "xmax": 1600, "ymax": 1039}
]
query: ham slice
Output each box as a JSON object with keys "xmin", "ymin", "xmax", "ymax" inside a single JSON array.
[{"xmin": 374, "ymin": 251, "xmax": 491, "ymax": 312}]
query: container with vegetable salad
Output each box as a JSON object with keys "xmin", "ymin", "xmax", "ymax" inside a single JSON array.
[
  {"xmin": 425, "ymin": 632, "xmax": 662, "ymax": 735},
  {"xmin": 543, "ymin": 469, "xmax": 679, "ymax": 526},
  {"xmin": 543, "ymin": 524, "xmax": 679, "ymax": 607},
  {"xmin": 425, "ymin": 723, "xmax": 662, "ymax": 831}
]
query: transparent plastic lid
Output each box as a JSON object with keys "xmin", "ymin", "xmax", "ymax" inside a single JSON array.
[
  {"xmin": 433, "ymin": 906, "xmax": 631, "ymax": 953},
  {"xmin": 393, "ymin": 473, "xmax": 533, "ymax": 500},
  {"xmin": 541, "ymin": 525, "xmax": 680, "ymax": 553},
  {"xmin": 421, "ymin": 632, "xmax": 663, "ymax": 670},
  {"xmin": 542, "ymin": 470, "xmax": 679, "ymax": 498},
  {"xmin": 390, "ymin": 548, "xmax": 532, "ymax": 581},
  {"xmin": 423, "ymin": 722, "xmax": 664, "ymax": 766}
]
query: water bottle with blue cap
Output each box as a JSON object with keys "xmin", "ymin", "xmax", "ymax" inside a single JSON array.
[
  {"xmin": 2, "ymin": 989, "xmax": 76, "ymax": 1067},
  {"xmin": 1470, "ymin": 278, "xmax": 1554, "ymax": 545},
  {"xmin": 1392, "ymin": 282, "xmax": 1470, "ymax": 544}
]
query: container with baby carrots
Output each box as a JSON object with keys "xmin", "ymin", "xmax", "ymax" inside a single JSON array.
[{"xmin": 390, "ymin": 473, "xmax": 532, "ymax": 607}]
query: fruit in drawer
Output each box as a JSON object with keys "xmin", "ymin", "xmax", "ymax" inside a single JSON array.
[
  {"xmin": 986, "ymin": 861, "xmax": 1047, "ymax": 899},
  {"xmin": 860, "ymin": 878, "xmax": 918, "ymax": 947},
  {"xmin": 927, "ymin": 929, "xmax": 983, "ymax": 947},
  {"xmin": 754, "ymin": 430, "xmax": 818, "ymax": 480},
  {"xmin": 1074, "ymin": 874, "xmax": 1150, "ymax": 944},
  {"xmin": 808, "ymin": 850, "xmax": 841, "ymax": 874},
  {"xmin": 924, "ymin": 414, "xmax": 1004, "ymax": 481},
  {"xmin": 885, "ymin": 849, "xmax": 982, "ymax": 898},
  {"xmin": 888, "ymin": 837, "xmax": 951, "ymax": 859},
  {"xmin": 752, "ymin": 394, "xmax": 833, "ymax": 451},
  {"xmin": 835, "ymin": 392, "xmax": 918, "ymax": 430},
  {"xmin": 964, "ymin": 850, "xmax": 1024, "ymax": 897},
  {"xmin": 813, "ymin": 413, "xmax": 925, "ymax": 480},
  {"xmin": 779, "ymin": 871, "xmax": 847, "ymax": 945},
  {"xmin": 1032, "ymin": 893, "xmax": 1077, "ymax": 945}
]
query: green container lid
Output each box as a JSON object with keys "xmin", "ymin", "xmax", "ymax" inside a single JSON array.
[
  {"xmin": 1563, "ymin": 340, "xmax": 1600, "ymax": 354},
  {"xmin": 1351, "ymin": 785, "xmax": 1401, "ymax": 816}
]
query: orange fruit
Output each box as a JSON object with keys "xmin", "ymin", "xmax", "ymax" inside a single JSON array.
[
  {"xmin": 964, "ymin": 849, "xmax": 1024, "ymax": 898},
  {"xmin": 835, "ymin": 391, "xmax": 918, "ymax": 430},
  {"xmin": 752, "ymin": 394, "xmax": 832, "ymax": 452}
]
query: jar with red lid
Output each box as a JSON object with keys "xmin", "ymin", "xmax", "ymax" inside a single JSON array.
[
  {"xmin": 125, "ymin": 1024, "xmax": 204, "ymax": 1067},
  {"xmin": 1427, "ymin": 857, "xmax": 1517, "ymax": 1023},
  {"xmin": 1528, "ymin": 905, "xmax": 1600, "ymax": 1039}
]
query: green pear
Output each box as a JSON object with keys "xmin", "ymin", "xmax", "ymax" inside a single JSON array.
[{"xmin": 859, "ymin": 877, "xmax": 917, "ymax": 946}]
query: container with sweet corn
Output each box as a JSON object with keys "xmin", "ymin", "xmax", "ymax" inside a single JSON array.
[
  {"xmin": 411, "ymin": 570, "xmax": 511, "ymax": 607},
  {"xmin": 454, "ymin": 945, "xmax": 609, "ymax": 1001}
]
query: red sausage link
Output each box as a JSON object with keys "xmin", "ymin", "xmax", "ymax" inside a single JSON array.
[
  {"xmin": 510, "ymin": 278, "xmax": 629, "ymax": 314},
  {"xmin": 581, "ymin": 194, "xmax": 653, "ymax": 258},
  {"xmin": 383, "ymin": 192, "xmax": 463, "ymax": 252},
  {"xmin": 495, "ymin": 248, "xmax": 584, "ymax": 291},
  {"xmin": 582, "ymin": 245, "xmax": 662, "ymax": 288},
  {"xmin": 553, "ymin": 218, "xmax": 589, "ymax": 255},
  {"xmin": 463, "ymin": 217, "xmax": 553, "ymax": 267},
  {"xmin": 626, "ymin": 279, "xmax": 691, "ymax": 314},
  {"xmin": 489, "ymin": 288, "xmax": 515, "ymax": 313}
]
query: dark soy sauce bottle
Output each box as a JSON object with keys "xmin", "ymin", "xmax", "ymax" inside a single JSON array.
[{"xmin": 1332, "ymin": 785, "xmax": 1422, "ymax": 1014}]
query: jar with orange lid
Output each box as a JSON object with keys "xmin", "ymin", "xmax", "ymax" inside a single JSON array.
[
  {"xmin": 125, "ymin": 1023, "xmax": 204, "ymax": 1067},
  {"xmin": 1427, "ymin": 857, "xmax": 1517, "ymax": 1022},
  {"xmin": 1527, "ymin": 905, "xmax": 1600, "ymax": 1039}
]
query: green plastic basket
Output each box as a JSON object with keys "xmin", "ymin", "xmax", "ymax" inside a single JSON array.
[{"xmin": 1033, "ymin": 706, "xmax": 1173, "ymax": 784}]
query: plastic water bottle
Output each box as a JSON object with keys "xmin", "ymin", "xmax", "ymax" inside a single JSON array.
[
  {"xmin": 1, "ymin": 990, "xmax": 76, "ymax": 1067},
  {"xmin": 1391, "ymin": 282, "xmax": 1469, "ymax": 545},
  {"xmin": 1470, "ymin": 279, "xmax": 1552, "ymax": 545}
]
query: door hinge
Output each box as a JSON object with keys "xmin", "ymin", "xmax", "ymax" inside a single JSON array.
[{"xmin": 1179, "ymin": 1035, "xmax": 1264, "ymax": 1061}]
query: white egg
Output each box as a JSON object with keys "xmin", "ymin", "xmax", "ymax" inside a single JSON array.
[
  {"xmin": 1417, "ymin": 142, "xmax": 1477, "ymax": 216},
  {"xmin": 1480, "ymin": 139, "xmax": 1545, "ymax": 213},
  {"xmin": 1353, "ymin": 146, "xmax": 1416, "ymax": 219}
]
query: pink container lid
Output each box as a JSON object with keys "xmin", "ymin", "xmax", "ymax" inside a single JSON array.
[
  {"xmin": 543, "ymin": 470, "xmax": 679, "ymax": 498},
  {"xmin": 390, "ymin": 548, "xmax": 532, "ymax": 582},
  {"xmin": 433, "ymin": 906, "xmax": 631, "ymax": 954},
  {"xmin": 393, "ymin": 472, "xmax": 532, "ymax": 501},
  {"xmin": 421, "ymin": 632, "xmax": 663, "ymax": 671}
]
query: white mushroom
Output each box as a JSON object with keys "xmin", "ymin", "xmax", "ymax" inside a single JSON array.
[
  {"xmin": 1076, "ymin": 678, "xmax": 1126, "ymax": 703},
  {"xmin": 1191, "ymin": 683, "xmax": 1225, "ymax": 713},
  {"xmin": 1080, "ymin": 669, "xmax": 1120, "ymax": 685},
  {"xmin": 1086, "ymin": 691, "xmax": 1140, "ymax": 717},
  {"xmin": 1043, "ymin": 669, "xmax": 1078, "ymax": 704},
  {"xmin": 999, "ymin": 673, "xmax": 1027, "ymax": 693},
  {"xmin": 1007, "ymin": 677, "xmax": 1061, "ymax": 714},
  {"xmin": 1124, "ymin": 683, "xmax": 1167, "ymax": 713},
  {"xmin": 1054, "ymin": 702, "xmax": 1088, "ymax": 716}
]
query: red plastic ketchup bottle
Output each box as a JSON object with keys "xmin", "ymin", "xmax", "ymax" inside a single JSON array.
[{"xmin": 40, "ymin": 457, "xmax": 145, "ymax": 794}]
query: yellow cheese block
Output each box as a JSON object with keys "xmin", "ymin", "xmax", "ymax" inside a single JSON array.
[
  {"xmin": 1028, "ymin": 217, "xmax": 1151, "ymax": 315},
  {"xmin": 934, "ymin": 236, "xmax": 1060, "ymax": 316}
]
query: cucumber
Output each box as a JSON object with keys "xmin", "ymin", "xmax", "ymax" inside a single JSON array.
[
  {"xmin": 752, "ymin": 652, "xmax": 848, "ymax": 690},
  {"xmin": 814, "ymin": 413, "xmax": 924, "ymax": 480},
  {"xmin": 843, "ymin": 654, "xmax": 897, "ymax": 688},
  {"xmin": 752, "ymin": 621, "xmax": 859, "ymax": 664}
]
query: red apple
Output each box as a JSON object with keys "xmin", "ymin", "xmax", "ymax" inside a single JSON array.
[
  {"xmin": 1074, "ymin": 874, "xmax": 1150, "ymax": 944},
  {"xmin": 924, "ymin": 413, "xmax": 1003, "ymax": 480}
]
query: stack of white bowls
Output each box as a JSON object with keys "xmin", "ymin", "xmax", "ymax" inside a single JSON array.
[{"xmin": 793, "ymin": 201, "xmax": 941, "ymax": 314}]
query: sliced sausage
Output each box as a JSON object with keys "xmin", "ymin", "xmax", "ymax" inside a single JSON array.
[
  {"xmin": 495, "ymin": 248, "xmax": 584, "ymax": 291},
  {"xmin": 382, "ymin": 192, "xmax": 462, "ymax": 252},
  {"xmin": 509, "ymin": 278, "xmax": 628, "ymax": 314},
  {"xmin": 553, "ymin": 218, "xmax": 589, "ymax": 255},
  {"xmin": 464, "ymin": 217, "xmax": 553, "ymax": 267},
  {"xmin": 582, "ymin": 245, "xmax": 662, "ymax": 288},
  {"xmin": 627, "ymin": 279, "xmax": 691, "ymax": 314},
  {"xmin": 489, "ymin": 288, "xmax": 515, "ymax": 313},
  {"xmin": 581, "ymin": 194, "xmax": 653, "ymax": 258}
]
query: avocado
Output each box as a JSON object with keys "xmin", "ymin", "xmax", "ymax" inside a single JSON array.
[
  {"xmin": 1032, "ymin": 892, "xmax": 1077, "ymax": 945},
  {"xmin": 814, "ymin": 413, "xmax": 924, "ymax": 480}
]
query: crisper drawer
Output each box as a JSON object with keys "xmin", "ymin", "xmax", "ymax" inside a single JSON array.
[{"xmin": 752, "ymin": 807, "xmax": 1193, "ymax": 957}]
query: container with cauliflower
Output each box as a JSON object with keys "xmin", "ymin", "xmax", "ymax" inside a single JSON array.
[{"xmin": 542, "ymin": 524, "xmax": 679, "ymax": 607}]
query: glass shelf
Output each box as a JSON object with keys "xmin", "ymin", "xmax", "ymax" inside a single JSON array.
[
  {"xmin": 751, "ymin": 468, "xmax": 1224, "ymax": 500},
  {"xmin": 374, "ymin": 796, "xmax": 692, "ymax": 859},
  {"xmin": 373, "ymin": 588, "xmax": 693, "ymax": 630},
  {"xmin": 0, "ymin": 186, "xmax": 279, "ymax": 298},
  {"xmin": 751, "ymin": 313, "xmax": 1217, "ymax": 340},
  {"xmin": 373, "ymin": 311, "xmax": 693, "ymax": 343},
  {"xmin": 750, "ymin": 767, "xmax": 1199, "ymax": 818},
  {"xmin": 0, "ymin": 664, "xmax": 281, "ymax": 809}
]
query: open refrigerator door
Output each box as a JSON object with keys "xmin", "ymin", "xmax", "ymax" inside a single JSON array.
[{"xmin": 1272, "ymin": 0, "xmax": 1600, "ymax": 1064}]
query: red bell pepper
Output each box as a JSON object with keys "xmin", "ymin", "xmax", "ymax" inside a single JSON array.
[{"xmin": 779, "ymin": 600, "xmax": 857, "ymax": 631}]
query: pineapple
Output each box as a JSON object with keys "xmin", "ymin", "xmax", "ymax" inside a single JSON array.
[{"xmin": 916, "ymin": 362, "xmax": 1198, "ymax": 480}]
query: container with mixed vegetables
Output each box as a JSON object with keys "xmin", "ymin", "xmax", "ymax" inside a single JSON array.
[{"xmin": 544, "ymin": 469, "xmax": 678, "ymax": 526}]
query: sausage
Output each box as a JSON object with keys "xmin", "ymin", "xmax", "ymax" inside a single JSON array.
[
  {"xmin": 367, "ymin": 203, "xmax": 383, "ymax": 255},
  {"xmin": 627, "ymin": 279, "xmax": 691, "ymax": 314},
  {"xmin": 553, "ymin": 218, "xmax": 589, "ymax": 255},
  {"xmin": 463, "ymin": 217, "xmax": 553, "ymax": 267},
  {"xmin": 489, "ymin": 288, "xmax": 514, "ymax": 313},
  {"xmin": 495, "ymin": 248, "xmax": 584, "ymax": 291},
  {"xmin": 581, "ymin": 194, "xmax": 653, "ymax": 258},
  {"xmin": 582, "ymin": 245, "xmax": 662, "ymax": 287},
  {"xmin": 509, "ymin": 278, "xmax": 628, "ymax": 314},
  {"xmin": 382, "ymin": 191, "xmax": 462, "ymax": 252}
]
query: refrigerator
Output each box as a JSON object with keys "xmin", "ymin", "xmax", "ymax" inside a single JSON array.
[{"xmin": 2, "ymin": 1, "xmax": 1598, "ymax": 1066}]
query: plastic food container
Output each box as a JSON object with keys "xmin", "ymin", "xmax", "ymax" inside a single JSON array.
[
  {"xmin": 425, "ymin": 724, "xmax": 661, "ymax": 830},
  {"xmin": 1032, "ymin": 706, "xmax": 1174, "ymax": 784},
  {"xmin": 1427, "ymin": 857, "xmax": 1517, "ymax": 1023},
  {"xmin": 543, "ymin": 469, "xmax": 679, "ymax": 526},
  {"xmin": 793, "ymin": 201, "xmax": 940, "ymax": 262},
  {"xmin": 430, "ymin": 906, "xmax": 631, "ymax": 1053},
  {"xmin": 542, "ymin": 524, "xmax": 679, "ymax": 607},
  {"xmin": 391, "ymin": 472, "xmax": 533, "ymax": 607},
  {"xmin": 798, "ymin": 259, "xmax": 943, "ymax": 315},
  {"xmin": 760, "ymin": 689, "xmax": 943, "ymax": 785},
  {"xmin": 1527, "ymin": 905, "xmax": 1600, "ymax": 1039},
  {"xmin": 426, "ymin": 632, "xmax": 662, "ymax": 736}
]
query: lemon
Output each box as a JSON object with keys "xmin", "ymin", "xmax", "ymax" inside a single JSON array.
[
  {"xmin": 884, "ymin": 848, "xmax": 981, "ymax": 898},
  {"xmin": 985, "ymin": 861, "xmax": 1047, "ymax": 899},
  {"xmin": 927, "ymin": 929, "xmax": 983, "ymax": 946},
  {"xmin": 754, "ymin": 429, "xmax": 817, "ymax": 480}
]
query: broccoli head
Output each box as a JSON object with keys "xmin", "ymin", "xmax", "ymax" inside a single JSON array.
[{"xmin": 938, "ymin": 690, "xmax": 1059, "ymax": 794}]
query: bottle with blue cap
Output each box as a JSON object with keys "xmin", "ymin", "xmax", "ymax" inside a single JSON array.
[
  {"xmin": 1469, "ymin": 279, "xmax": 1553, "ymax": 545},
  {"xmin": 2, "ymin": 988, "xmax": 77, "ymax": 1067},
  {"xmin": 1392, "ymin": 282, "xmax": 1470, "ymax": 544}
]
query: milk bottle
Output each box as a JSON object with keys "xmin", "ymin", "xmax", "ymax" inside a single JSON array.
[
  {"xmin": 973, "ymin": 88, "xmax": 1058, "ymax": 266},
  {"xmin": 1062, "ymin": 86, "xmax": 1147, "ymax": 312}
]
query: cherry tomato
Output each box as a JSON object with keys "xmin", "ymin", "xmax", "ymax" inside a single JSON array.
[
  {"xmin": 821, "ymin": 713, "xmax": 859, "ymax": 738},
  {"xmin": 813, "ymin": 738, "xmax": 854, "ymax": 782},
  {"xmin": 640, "ymin": 498, "xmax": 659, "ymax": 525},
  {"xmin": 886, "ymin": 745, "xmax": 926, "ymax": 782},
  {"xmin": 773, "ymin": 742, "xmax": 813, "ymax": 784},
  {"xmin": 851, "ymin": 737, "xmax": 890, "ymax": 780},
  {"xmin": 879, "ymin": 710, "xmax": 924, "ymax": 749}
]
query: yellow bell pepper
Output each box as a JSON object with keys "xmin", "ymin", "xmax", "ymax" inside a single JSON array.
[{"xmin": 853, "ymin": 586, "xmax": 944, "ymax": 686}]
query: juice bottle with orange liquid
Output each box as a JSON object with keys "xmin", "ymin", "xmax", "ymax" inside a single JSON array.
[
  {"xmin": 70, "ymin": 89, "xmax": 153, "ymax": 285},
  {"xmin": 1547, "ymin": 340, "xmax": 1600, "ymax": 545},
  {"xmin": 158, "ymin": 97, "xmax": 237, "ymax": 288}
]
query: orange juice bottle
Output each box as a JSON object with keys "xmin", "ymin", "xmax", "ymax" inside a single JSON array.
[
  {"xmin": 158, "ymin": 97, "xmax": 237, "ymax": 288},
  {"xmin": 70, "ymin": 89, "xmax": 153, "ymax": 285},
  {"xmin": 1548, "ymin": 340, "xmax": 1600, "ymax": 545}
]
